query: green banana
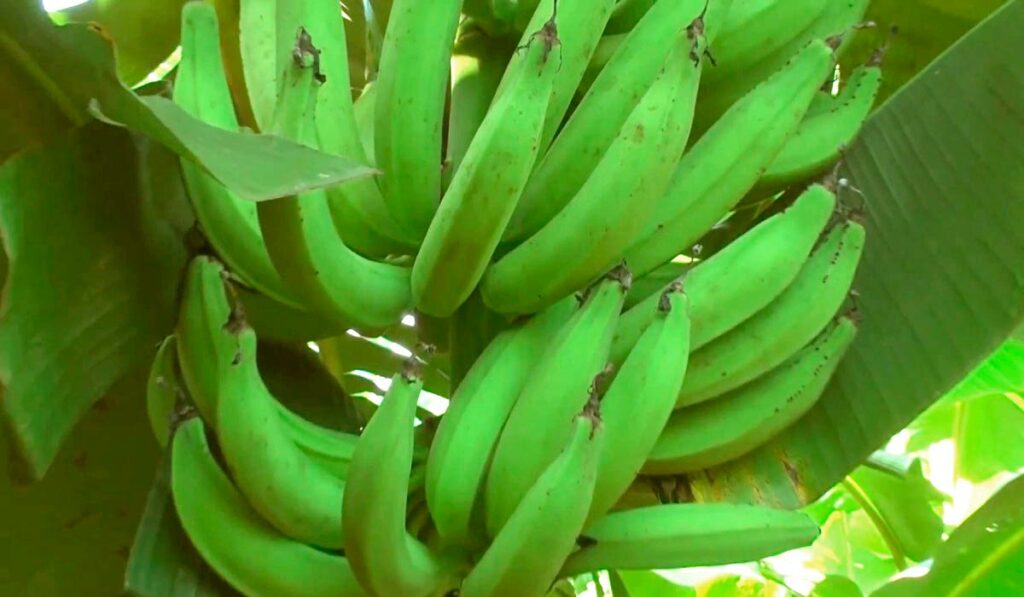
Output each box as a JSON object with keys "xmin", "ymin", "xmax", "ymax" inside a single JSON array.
[
  {"xmin": 461, "ymin": 409, "xmax": 603, "ymax": 597},
  {"xmin": 589, "ymin": 287, "xmax": 691, "ymax": 521},
  {"xmin": 373, "ymin": 0, "xmax": 463, "ymax": 237},
  {"xmin": 679, "ymin": 220, "xmax": 865, "ymax": 406},
  {"xmin": 494, "ymin": 0, "xmax": 617, "ymax": 153},
  {"xmin": 695, "ymin": 0, "xmax": 870, "ymax": 131},
  {"xmin": 504, "ymin": 0, "xmax": 711, "ymax": 242},
  {"xmin": 426, "ymin": 296, "xmax": 578, "ymax": 551},
  {"xmin": 412, "ymin": 21, "xmax": 560, "ymax": 317},
  {"xmin": 256, "ymin": 30, "xmax": 413, "ymax": 332},
  {"xmin": 306, "ymin": 0, "xmax": 421, "ymax": 258},
  {"xmin": 623, "ymin": 38, "xmax": 838, "ymax": 279},
  {"xmin": 214, "ymin": 322, "xmax": 347, "ymax": 548},
  {"xmin": 560, "ymin": 503, "xmax": 820, "ymax": 576},
  {"xmin": 612, "ymin": 185, "xmax": 837, "ymax": 364},
  {"xmin": 444, "ymin": 24, "xmax": 515, "ymax": 188},
  {"xmin": 574, "ymin": 32, "xmax": 625, "ymax": 97},
  {"xmin": 482, "ymin": 41, "xmax": 701, "ymax": 315},
  {"xmin": 175, "ymin": 257, "xmax": 373, "ymax": 481},
  {"xmin": 146, "ymin": 335, "xmax": 183, "ymax": 448},
  {"xmin": 485, "ymin": 270, "xmax": 627, "ymax": 536},
  {"xmin": 343, "ymin": 367, "xmax": 453, "ymax": 597},
  {"xmin": 170, "ymin": 417, "xmax": 367, "ymax": 596},
  {"xmin": 174, "ymin": 3, "xmax": 301, "ymax": 309},
  {"xmin": 645, "ymin": 316, "xmax": 858, "ymax": 475},
  {"xmin": 752, "ymin": 65, "xmax": 882, "ymax": 198},
  {"xmin": 701, "ymin": 0, "xmax": 828, "ymax": 86}
]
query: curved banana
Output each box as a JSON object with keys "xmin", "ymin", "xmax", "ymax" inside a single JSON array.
[
  {"xmin": 679, "ymin": 220, "xmax": 865, "ymax": 406},
  {"xmin": 623, "ymin": 39, "xmax": 838, "ymax": 279},
  {"xmin": 175, "ymin": 257, "xmax": 371, "ymax": 481},
  {"xmin": 589, "ymin": 287, "xmax": 691, "ymax": 521},
  {"xmin": 482, "ymin": 42, "xmax": 700, "ymax": 315},
  {"xmin": 645, "ymin": 316, "xmax": 858, "ymax": 475},
  {"xmin": 461, "ymin": 409, "xmax": 603, "ymax": 597},
  {"xmin": 373, "ymin": 0, "xmax": 463, "ymax": 238},
  {"xmin": 504, "ymin": 0, "xmax": 709, "ymax": 242},
  {"xmin": 752, "ymin": 65, "xmax": 882, "ymax": 198},
  {"xmin": 560, "ymin": 503, "xmax": 820, "ymax": 577},
  {"xmin": 444, "ymin": 24, "xmax": 515, "ymax": 188},
  {"xmin": 494, "ymin": 0, "xmax": 617, "ymax": 153},
  {"xmin": 696, "ymin": 0, "xmax": 870, "ymax": 131},
  {"xmin": 343, "ymin": 368, "xmax": 454, "ymax": 597},
  {"xmin": 352, "ymin": 81, "xmax": 376, "ymax": 160},
  {"xmin": 612, "ymin": 185, "xmax": 837, "ymax": 364},
  {"xmin": 701, "ymin": 0, "xmax": 828, "ymax": 87},
  {"xmin": 426, "ymin": 296, "xmax": 577, "ymax": 551},
  {"xmin": 170, "ymin": 417, "xmax": 367, "ymax": 596},
  {"xmin": 256, "ymin": 31, "xmax": 413, "ymax": 332},
  {"xmin": 485, "ymin": 270, "xmax": 628, "ymax": 536},
  {"xmin": 174, "ymin": 3, "xmax": 301, "ymax": 309},
  {"xmin": 412, "ymin": 23, "xmax": 560, "ymax": 317},
  {"xmin": 146, "ymin": 335, "xmax": 183, "ymax": 448},
  {"xmin": 214, "ymin": 322, "xmax": 346, "ymax": 548}
]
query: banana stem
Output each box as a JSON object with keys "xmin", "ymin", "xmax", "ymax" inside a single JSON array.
[{"xmin": 841, "ymin": 477, "xmax": 909, "ymax": 570}]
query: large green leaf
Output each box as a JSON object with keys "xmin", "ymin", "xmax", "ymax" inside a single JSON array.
[
  {"xmin": 60, "ymin": 0, "xmax": 189, "ymax": 86},
  {"xmin": 0, "ymin": 369, "xmax": 159, "ymax": 594},
  {"xmin": 0, "ymin": 122, "xmax": 190, "ymax": 480},
  {"xmin": 875, "ymin": 473, "xmax": 1024, "ymax": 596},
  {"xmin": 841, "ymin": 0, "xmax": 1009, "ymax": 103},
  {"xmin": 686, "ymin": 0, "xmax": 1024, "ymax": 507},
  {"xmin": 908, "ymin": 393, "xmax": 1024, "ymax": 482},
  {"xmin": 0, "ymin": 0, "xmax": 374, "ymax": 199},
  {"xmin": 945, "ymin": 321, "xmax": 1024, "ymax": 401}
]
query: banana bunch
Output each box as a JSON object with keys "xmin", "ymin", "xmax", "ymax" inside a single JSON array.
[{"xmin": 152, "ymin": 0, "xmax": 886, "ymax": 593}]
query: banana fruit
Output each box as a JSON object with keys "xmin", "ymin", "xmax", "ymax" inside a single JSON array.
[
  {"xmin": 560, "ymin": 503, "xmax": 821, "ymax": 576},
  {"xmin": 154, "ymin": 0, "xmax": 882, "ymax": 589}
]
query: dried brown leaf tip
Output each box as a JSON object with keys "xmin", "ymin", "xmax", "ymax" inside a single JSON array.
[{"xmin": 401, "ymin": 357, "xmax": 424, "ymax": 382}]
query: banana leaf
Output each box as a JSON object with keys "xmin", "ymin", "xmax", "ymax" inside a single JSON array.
[
  {"xmin": 0, "ymin": 123, "xmax": 190, "ymax": 480},
  {"xmin": 0, "ymin": 368, "xmax": 160, "ymax": 594},
  {"xmin": 687, "ymin": 0, "xmax": 1024, "ymax": 507}
]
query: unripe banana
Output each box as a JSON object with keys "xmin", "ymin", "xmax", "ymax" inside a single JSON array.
[
  {"xmin": 752, "ymin": 65, "xmax": 882, "ymax": 199},
  {"xmin": 343, "ymin": 368, "xmax": 454, "ymax": 597},
  {"xmin": 426, "ymin": 296, "xmax": 578, "ymax": 551},
  {"xmin": 214, "ymin": 323, "xmax": 346, "ymax": 548},
  {"xmin": 374, "ymin": 0, "xmax": 463, "ymax": 238},
  {"xmin": 679, "ymin": 220, "xmax": 865, "ymax": 406},
  {"xmin": 589, "ymin": 287, "xmax": 691, "ymax": 521},
  {"xmin": 461, "ymin": 409, "xmax": 603, "ymax": 597},
  {"xmin": 645, "ymin": 316, "xmax": 858, "ymax": 475},
  {"xmin": 695, "ymin": 0, "xmax": 870, "ymax": 131},
  {"xmin": 604, "ymin": 0, "xmax": 656, "ymax": 34},
  {"xmin": 444, "ymin": 24, "xmax": 515, "ymax": 187},
  {"xmin": 560, "ymin": 503, "xmax": 820, "ymax": 577},
  {"xmin": 482, "ymin": 41, "xmax": 701, "ymax": 315},
  {"xmin": 485, "ymin": 270, "xmax": 628, "ymax": 536},
  {"xmin": 612, "ymin": 185, "xmax": 837, "ymax": 364},
  {"xmin": 625, "ymin": 261, "xmax": 692, "ymax": 310},
  {"xmin": 412, "ymin": 20, "xmax": 560, "ymax": 317},
  {"xmin": 170, "ymin": 418, "xmax": 367, "ymax": 596},
  {"xmin": 624, "ymin": 39, "xmax": 838, "ymax": 279},
  {"xmin": 174, "ymin": 3, "xmax": 304, "ymax": 310},
  {"xmin": 256, "ymin": 31, "xmax": 413, "ymax": 332},
  {"xmin": 494, "ymin": 0, "xmax": 617, "ymax": 153},
  {"xmin": 504, "ymin": 0, "xmax": 710, "ymax": 242}
]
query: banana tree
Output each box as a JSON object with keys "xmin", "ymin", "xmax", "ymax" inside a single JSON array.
[{"xmin": 1, "ymin": 0, "xmax": 1023, "ymax": 595}]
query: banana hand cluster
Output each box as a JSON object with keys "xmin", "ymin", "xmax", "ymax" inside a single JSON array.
[{"xmin": 156, "ymin": 0, "xmax": 881, "ymax": 593}]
